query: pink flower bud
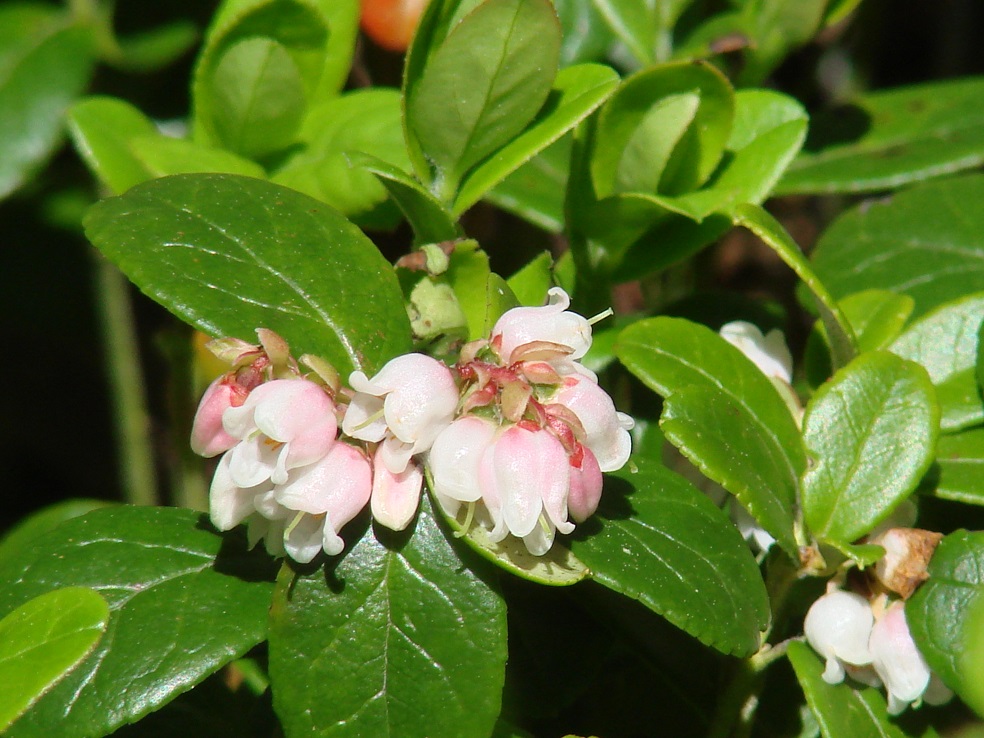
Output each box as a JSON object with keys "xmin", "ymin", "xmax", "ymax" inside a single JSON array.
[
  {"xmin": 371, "ymin": 447, "xmax": 423, "ymax": 532},
  {"xmin": 191, "ymin": 376, "xmax": 245, "ymax": 457},
  {"xmin": 492, "ymin": 287, "xmax": 592, "ymax": 364},
  {"xmin": 804, "ymin": 590, "xmax": 874, "ymax": 684},
  {"xmin": 568, "ymin": 447, "xmax": 603, "ymax": 523}
]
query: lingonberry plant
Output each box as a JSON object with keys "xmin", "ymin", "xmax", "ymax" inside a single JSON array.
[{"xmin": 2, "ymin": 0, "xmax": 984, "ymax": 736}]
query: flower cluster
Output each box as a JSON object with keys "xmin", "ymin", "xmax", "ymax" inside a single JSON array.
[
  {"xmin": 803, "ymin": 528, "xmax": 952, "ymax": 714},
  {"xmin": 191, "ymin": 288, "xmax": 633, "ymax": 561}
]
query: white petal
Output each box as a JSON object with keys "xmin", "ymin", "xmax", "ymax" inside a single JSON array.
[
  {"xmin": 209, "ymin": 454, "xmax": 265, "ymax": 530},
  {"xmin": 804, "ymin": 590, "xmax": 874, "ymax": 671},
  {"xmin": 870, "ymin": 602, "xmax": 931, "ymax": 710},
  {"xmin": 554, "ymin": 376, "xmax": 632, "ymax": 472},
  {"xmin": 227, "ymin": 435, "xmax": 280, "ymax": 488},
  {"xmin": 276, "ymin": 442, "xmax": 372, "ymax": 516},
  {"xmin": 492, "ymin": 287, "xmax": 592, "ymax": 362},
  {"xmin": 341, "ymin": 392, "xmax": 387, "ymax": 442},
  {"xmin": 719, "ymin": 321, "xmax": 793, "ymax": 384},
  {"xmin": 283, "ymin": 513, "xmax": 325, "ymax": 563},
  {"xmin": 428, "ymin": 416, "xmax": 496, "ymax": 503}
]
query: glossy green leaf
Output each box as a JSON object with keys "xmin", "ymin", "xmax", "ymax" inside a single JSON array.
[
  {"xmin": 923, "ymin": 427, "xmax": 984, "ymax": 505},
  {"xmin": 732, "ymin": 204, "xmax": 857, "ymax": 369},
  {"xmin": 841, "ymin": 290, "xmax": 915, "ymax": 353},
  {"xmin": 268, "ymin": 496, "xmax": 507, "ymax": 738},
  {"xmin": 484, "ymin": 273, "xmax": 522, "ymax": 333},
  {"xmin": 0, "ymin": 506, "xmax": 276, "ymax": 738},
  {"xmin": 130, "ymin": 136, "xmax": 267, "ymax": 180},
  {"xmin": 555, "ymin": 0, "xmax": 613, "ymax": 65},
  {"xmin": 890, "ymin": 293, "xmax": 984, "ymax": 432},
  {"xmin": 352, "ymin": 153, "xmax": 461, "ymax": 244},
  {"xmin": 84, "ymin": 173, "xmax": 412, "ymax": 376},
  {"xmin": 615, "ymin": 92, "xmax": 698, "ymax": 196},
  {"xmin": 592, "ymin": 62, "xmax": 734, "ymax": 200},
  {"xmin": 446, "ymin": 241, "xmax": 491, "ymax": 340},
  {"xmin": 962, "ymin": 592, "xmax": 984, "ymax": 718},
  {"xmin": 615, "ymin": 317, "xmax": 805, "ymax": 557},
  {"xmin": 735, "ymin": 0, "xmax": 826, "ymax": 86},
  {"xmin": 788, "ymin": 641, "xmax": 937, "ymax": 738},
  {"xmin": 0, "ymin": 588, "xmax": 108, "ymax": 733},
  {"xmin": 811, "ymin": 174, "xmax": 984, "ymax": 318},
  {"xmin": 801, "ymin": 351, "xmax": 939, "ymax": 545},
  {"xmin": 779, "ymin": 77, "xmax": 984, "ymax": 195},
  {"xmin": 436, "ymin": 492, "xmax": 588, "ymax": 586},
  {"xmin": 569, "ymin": 459, "xmax": 770, "ymax": 657},
  {"xmin": 486, "ymin": 135, "xmax": 570, "ymax": 233},
  {"xmin": 506, "ymin": 251, "xmax": 553, "ymax": 306},
  {"xmin": 67, "ymin": 97, "xmax": 158, "ymax": 194},
  {"xmin": 0, "ymin": 499, "xmax": 112, "ymax": 564},
  {"xmin": 908, "ymin": 530, "xmax": 984, "ymax": 700},
  {"xmin": 453, "ymin": 62, "xmax": 618, "ymax": 215},
  {"xmin": 407, "ymin": 0, "xmax": 561, "ymax": 198},
  {"xmin": 308, "ymin": 0, "xmax": 360, "ymax": 100},
  {"xmin": 273, "ymin": 89, "xmax": 411, "ymax": 228},
  {"xmin": 0, "ymin": 6, "xmax": 95, "ymax": 199},
  {"xmin": 192, "ymin": 0, "xmax": 329, "ymax": 156},
  {"xmin": 590, "ymin": 0, "xmax": 693, "ymax": 64}
]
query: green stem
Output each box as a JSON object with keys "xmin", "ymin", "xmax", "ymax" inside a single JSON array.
[{"xmin": 93, "ymin": 253, "xmax": 159, "ymax": 506}]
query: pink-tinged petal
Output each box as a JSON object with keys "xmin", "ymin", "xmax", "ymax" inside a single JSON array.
[
  {"xmin": 428, "ymin": 416, "xmax": 497, "ymax": 503},
  {"xmin": 251, "ymin": 380, "xmax": 337, "ymax": 455},
  {"xmin": 275, "ymin": 442, "xmax": 372, "ymax": 516},
  {"xmin": 284, "ymin": 512, "xmax": 325, "ymax": 563},
  {"xmin": 371, "ymin": 450, "xmax": 423, "ymax": 531},
  {"xmin": 490, "ymin": 426, "xmax": 570, "ymax": 539},
  {"xmin": 191, "ymin": 377, "xmax": 243, "ymax": 457},
  {"xmin": 568, "ymin": 447, "xmax": 603, "ymax": 523},
  {"xmin": 209, "ymin": 454, "xmax": 266, "ymax": 531},
  {"xmin": 492, "ymin": 287, "xmax": 592, "ymax": 363},
  {"xmin": 870, "ymin": 602, "xmax": 931, "ymax": 713},
  {"xmin": 380, "ymin": 436, "xmax": 415, "ymax": 475},
  {"xmin": 341, "ymin": 392, "xmax": 388, "ymax": 442},
  {"xmin": 554, "ymin": 375, "xmax": 633, "ymax": 472},
  {"xmin": 378, "ymin": 354, "xmax": 458, "ymax": 446},
  {"xmin": 228, "ymin": 435, "xmax": 281, "ymax": 488}
]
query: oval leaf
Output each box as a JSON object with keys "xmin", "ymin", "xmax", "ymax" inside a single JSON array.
[
  {"xmin": 83, "ymin": 173, "xmax": 412, "ymax": 376},
  {"xmin": 616, "ymin": 316, "xmax": 805, "ymax": 557},
  {"xmin": 0, "ymin": 506, "xmax": 276, "ymax": 738},
  {"xmin": 407, "ymin": 0, "xmax": 561, "ymax": 196},
  {"xmin": 890, "ymin": 292, "xmax": 984, "ymax": 432},
  {"xmin": 67, "ymin": 96, "xmax": 158, "ymax": 194},
  {"xmin": 908, "ymin": 530, "xmax": 984, "ymax": 700},
  {"xmin": 801, "ymin": 351, "xmax": 939, "ymax": 545},
  {"xmin": 569, "ymin": 459, "xmax": 770, "ymax": 657},
  {"xmin": 811, "ymin": 174, "xmax": 984, "ymax": 319},
  {"xmin": 923, "ymin": 427, "xmax": 984, "ymax": 506},
  {"xmin": 268, "ymin": 496, "xmax": 506, "ymax": 738},
  {"xmin": 0, "ymin": 588, "xmax": 108, "ymax": 733}
]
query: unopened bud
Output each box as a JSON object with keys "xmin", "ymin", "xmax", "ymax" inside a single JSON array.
[{"xmin": 871, "ymin": 528, "xmax": 943, "ymax": 598}]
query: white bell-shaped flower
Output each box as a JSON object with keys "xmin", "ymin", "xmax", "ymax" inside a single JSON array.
[
  {"xmin": 491, "ymin": 287, "xmax": 592, "ymax": 363},
  {"xmin": 804, "ymin": 590, "xmax": 875, "ymax": 684},
  {"xmin": 370, "ymin": 445, "xmax": 424, "ymax": 532},
  {"xmin": 719, "ymin": 321, "xmax": 793, "ymax": 384},
  {"xmin": 869, "ymin": 601, "xmax": 933, "ymax": 715},
  {"xmin": 551, "ymin": 374, "xmax": 634, "ymax": 472}
]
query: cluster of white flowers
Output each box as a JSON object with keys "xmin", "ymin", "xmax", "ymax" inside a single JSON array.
[
  {"xmin": 804, "ymin": 587, "xmax": 952, "ymax": 714},
  {"xmin": 191, "ymin": 288, "xmax": 633, "ymax": 561}
]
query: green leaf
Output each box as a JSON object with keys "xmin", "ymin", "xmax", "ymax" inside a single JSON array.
[
  {"xmin": 273, "ymin": 89, "xmax": 411, "ymax": 228},
  {"xmin": 506, "ymin": 251, "xmax": 553, "ymax": 306},
  {"xmin": 192, "ymin": 0, "xmax": 330, "ymax": 157},
  {"xmin": 113, "ymin": 20, "xmax": 199, "ymax": 72},
  {"xmin": 801, "ymin": 351, "xmax": 939, "ymax": 545},
  {"xmin": 614, "ymin": 91, "xmax": 698, "ymax": 195},
  {"xmin": 0, "ymin": 588, "xmax": 109, "ymax": 733},
  {"xmin": 811, "ymin": 174, "xmax": 984, "ymax": 318},
  {"xmin": 908, "ymin": 530, "xmax": 984, "ymax": 701},
  {"xmin": 735, "ymin": 0, "xmax": 826, "ymax": 87},
  {"xmin": 0, "ymin": 499, "xmax": 112, "ymax": 564},
  {"xmin": 208, "ymin": 36, "xmax": 308, "ymax": 158},
  {"xmin": 0, "ymin": 6, "xmax": 95, "ymax": 199},
  {"xmin": 555, "ymin": 0, "xmax": 613, "ymax": 66},
  {"xmin": 778, "ymin": 77, "xmax": 984, "ymax": 195},
  {"xmin": 840, "ymin": 290, "xmax": 915, "ymax": 353},
  {"xmin": 446, "ymin": 241, "xmax": 491, "ymax": 340},
  {"xmin": 308, "ymin": 0, "xmax": 360, "ymax": 101},
  {"xmin": 732, "ymin": 204, "xmax": 857, "ymax": 369},
  {"xmin": 569, "ymin": 459, "xmax": 770, "ymax": 657},
  {"xmin": 486, "ymin": 135, "xmax": 570, "ymax": 233},
  {"xmin": 0, "ymin": 506, "xmax": 276, "ymax": 738},
  {"xmin": 268, "ymin": 497, "xmax": 507, "ymax": 738},
  {"xmin": 788, "ymin": 641, "xmax": 937, "ymax": 738},
  {"xmin": 890, "ymin": 293, "xmax": 984, "ymax": 432},
  {"xmin": 484, "ymin": 273, "xmax": 521, "ymax": 333},
  {"xmin": 406, "ymin": 0, "xmax": 561, "ymax": 197},
  {"xmin": 130, "ymin": 135, "xmax": 267, "ymax": 180},
  {"xmin": 615, "ymin": 317, "xmax": 805, "ymax": 557},
  {"xmin": 352, "ymin": 153, "xmax": 461, "ymax": 244},
  {"xmin": 591, "ymin": 61, "xmax": 734, "ymax": 200},
  {"xmin": 962, "ymin": 592, "xmax": 984, "ymax": 718},
  {"xmin": 67, "ymin": 96, "xmax": 159, "ymax": 194},
  {"xmin": 453, "ymin": 62, "xmax": 618, "ymax": 215},
  {"xmin": 590, "ymin": 0, "xmax": 657, "ymax": 65},
  {"xmin": 83, "ymin": 173, "xmax": 412, "ymax": 376},
  {"xmin": 435, "ymin": 492, "xmax": 588, "ymax": 586},
  {"xmin": 923, "ymin": 427, "xmax": 984, "ymax": 505}
]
